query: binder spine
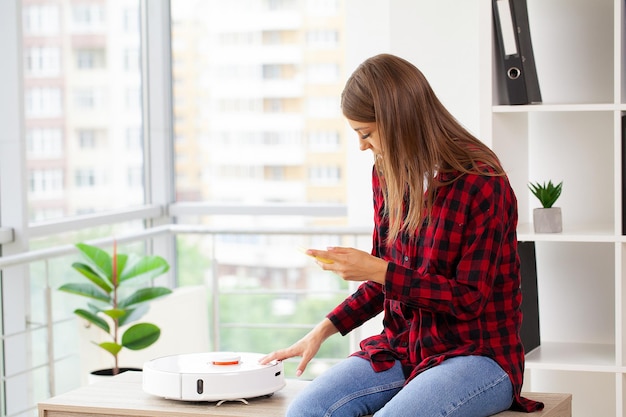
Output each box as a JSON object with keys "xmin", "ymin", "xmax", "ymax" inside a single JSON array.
[
  {"xmin": 622, "ymin": 115, "xmax": 626, "ymax": 235},
  {"xmin": 492, "ymin": 0, "xmax": 541, "ymax": 105},
  {"xmin": 511, "ymin": 0, "xmax": 542, "ymax": 104}
]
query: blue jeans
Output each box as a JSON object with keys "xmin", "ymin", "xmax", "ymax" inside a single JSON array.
[{"xmin": 287, "ymin": 355, "xmax": 513, "ymax": 417}]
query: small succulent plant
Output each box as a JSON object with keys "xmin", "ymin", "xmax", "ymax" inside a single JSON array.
[{"xmin": 528, "ymin": 180, "xmax": 563, "ymax": 208}]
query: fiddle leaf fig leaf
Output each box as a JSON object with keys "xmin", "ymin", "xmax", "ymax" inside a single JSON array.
[
  {"xmin": 118, "ymin": 304, "xmax": 149, "ymax": 327},
  {"xmin": 76, "ymin": 243, "xmax": 113, "ymax": 281},
  {"xmin": 118, "ymin": 287, "xmax": 172, "ymax": 309},
  {"xmin": 71, "ymin": 262, "xmax": 113, "ymax": 293},
  {"xmin": 74, "ymin": 308, "xmax": 110, "ymax": 333},
  {"xmin": 122, "ymin": 323, "xmax": 161, "ymax": 350},
  {"xmin": 102, "ymin": 308, "xmax": 126, "ymax": 320},
  {"xmin": 98, "ymin": 342, "xmax": 123, "ymax": 356},
  {"xmin": 58, "ymin": 283, "xmax": 111, "ymax": 303},
  {"xmin": 120, "ymin": 256, "xmax": 170, "ymax": 283}
]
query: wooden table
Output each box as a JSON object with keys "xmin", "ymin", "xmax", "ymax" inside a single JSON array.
[{"xmin": 38, "ymin": 371, "xmax": 571, "ymax": 417}]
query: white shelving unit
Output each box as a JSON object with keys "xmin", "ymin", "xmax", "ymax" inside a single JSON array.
[{"xmin": 479, "ymin": 0, "xmax": 626, "ymax": 416}]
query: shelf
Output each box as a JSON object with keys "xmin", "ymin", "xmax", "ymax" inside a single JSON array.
[
  {"xmin": 525, "ymin": 342, "xmax": 618, "ymax": 372},
  {"xmin": 517, "ymin": 223, "xmax": 616, "ymax": 242},
  {"xmin": 493, "ymin": 103, "xmax": 618, "ymax": 113}
]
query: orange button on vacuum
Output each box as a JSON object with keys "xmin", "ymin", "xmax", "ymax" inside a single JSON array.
[
  {"xmin": 209, "ymin": 352, "xmax": 241, "ymax": 366},
  {"xmin": 212, "ymin": 360, "xmax": 240, "ymax": 366}
]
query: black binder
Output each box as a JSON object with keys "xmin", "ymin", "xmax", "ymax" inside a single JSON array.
[
  {"xmin": 622, "ymin": 115, "xmax": 626, "ymax": 235},
  {"xmin": 493, "ymin": 0, "xmax": 542, "ymax": 105},
  {"xmin": 511, "ymin": 0, "xmax": 541, "ymax": 104},
  {"xmin": 518, "ymin": 241, "xmax": 541, "ymax": 353}
]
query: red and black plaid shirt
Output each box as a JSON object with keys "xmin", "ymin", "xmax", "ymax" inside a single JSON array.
[{"xmin": 327, "ymin": 167, "xmax": 543, "ymax": 412}]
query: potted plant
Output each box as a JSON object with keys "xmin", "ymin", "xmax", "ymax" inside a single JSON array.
[
  {"xmin": 58, "ymin": 241, "xmax": 172, "ymax": 376},
  {"xmin": 528, "ymin": 180, "xmax": 563, "ymax": 233}
]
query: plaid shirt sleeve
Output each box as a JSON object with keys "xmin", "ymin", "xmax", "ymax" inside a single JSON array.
[{"xmin": 327, "ymin": 280, "xmax": 385, "ymax": 335}]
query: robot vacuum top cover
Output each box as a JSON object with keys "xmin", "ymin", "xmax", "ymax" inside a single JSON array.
[{"xmin": 142, "ymin": 352, "xmax": 285, "ymax": 402}]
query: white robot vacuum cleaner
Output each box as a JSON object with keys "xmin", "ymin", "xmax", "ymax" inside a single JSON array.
[{"xmin": 142, "ymin": 352, "xmax": 285, "ymax": 404}]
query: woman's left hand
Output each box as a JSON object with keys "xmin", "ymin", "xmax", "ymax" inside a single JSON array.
[{"xmin": 305, "ymin": 247, "xmax": 389, "ymax": 285}]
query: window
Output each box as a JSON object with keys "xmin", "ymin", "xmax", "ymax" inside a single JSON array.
[
  {"xmin": 25, "ymin": 46, "xmax": 61, "ymax": 76},
  {"xmin": 22, "ymin": 4, "xmax": 60, "ymax": 35},
  {"xmin": 29, "ymin": 169, "xmax": 63, "ymax": 197},
  {"xmin": 75, "ymin": 48, "xmax": 106, "ymax": 69},
  {"xmin": 77, "ymin": 129, "xmax": 98, "ymax": 149},
  {"xmin": 309, "ymin": 165, "xmax": 341, "ymax": 185},
  {"xmin": 308, "ymin": 130, "xmax": 340, "ymax": 151},
  {"xmin": 2, "ymin": 3, "xmax": 364, "ymax": 414},
  {"xmin": 262, "ymin": 30, "xmax": 282, "ymax": 45},
  {"xmin": 75, "ymin": 168, "xmax": 96, "ymax": 188},
  {"xmin": 306, "ymin": 30, "xmax": 339, "ymax": 48},
  {"xmin": 266, "ymin": 165, "xmax": 284, "ymax": 180},
  {"xmin": 27, "ymin": 128, "xmax": 63, "ymax": 158},
  {"xmin": 74, "ymin": 89, "xmax": 97, "ymax": 109},
  {"xmin": 22, "ymin": 0, "xmax": 144, "ymax": 222},
  {"xmin": 72, "ymin": 4, "xmax": 105, "ymax": 32},
  {"xmin": 262, "ymin": 64, "xmax": 282, "ymax": 80},
  {"xmin": 25, "ymin": 87, "xmax": 62, "ymax": 117}
]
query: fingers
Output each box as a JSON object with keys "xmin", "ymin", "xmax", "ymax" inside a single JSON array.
[
  {"xmin": 295, "ymin": 354, "xmax": 314, "ymax": 377},
  {"xmin": 259, "ymin": 348, "xmax": 292, "ymax": 365},
  {"xmin": 259, "ymin": 349, "xmax": 310, "ymax": 377},
  {"xmin": 260, "ymin": 341, "xmax": 319, "ymax": 377},
  {"xmin": 309, "ymin": 246, "xmax": 349, "ymax": 266},
  {"xmin": 312, "ymin": 248, "xmax": 348, "ymax": 273},
  {"xmin": 258, "ymin": 353, "xmax": 275, "ymax": 365},
  {"xmin": 305, "ymin": 247, "xmax": 336, "ymax": 264}
]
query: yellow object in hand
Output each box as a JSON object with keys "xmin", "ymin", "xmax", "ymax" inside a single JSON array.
[{"xmin": 296, "ymin": 246, "xmax": 334, "ymax": 264}]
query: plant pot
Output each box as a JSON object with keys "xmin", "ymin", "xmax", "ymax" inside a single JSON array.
[
  {"xmin": 533, "ymin": 207, "xmax": 562, "ymax": 233},
  {"xmin": 88, "ymin": 367, "xmax": 142, "ymax": 384}
]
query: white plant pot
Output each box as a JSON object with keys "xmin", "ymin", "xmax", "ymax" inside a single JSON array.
[{"xmin": 533, "ymin": 207, "xmax": 562, "ymax": 233}]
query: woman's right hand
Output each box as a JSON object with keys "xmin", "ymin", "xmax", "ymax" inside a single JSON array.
[{"xmin": 259, "ymin": 318, "xmax": 338, "ymax": 377}]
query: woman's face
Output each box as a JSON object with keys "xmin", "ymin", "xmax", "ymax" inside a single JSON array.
[{"xmin": 346, "ymin": 119, "xmax": 382, "ymax": 157}]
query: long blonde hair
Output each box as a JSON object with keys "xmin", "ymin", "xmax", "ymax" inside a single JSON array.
[{"xmin": 341, "ymin": 54, "xmax": 504, "ymax": 244}]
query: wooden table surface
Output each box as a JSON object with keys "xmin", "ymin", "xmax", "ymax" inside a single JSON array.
[
  {"xmin": 38, "ymin": 371, "xmax": 299, "ymax": 417},
  {"xmin": 38, "ymin": 370, "xmax": 571, "ymax": 417}
]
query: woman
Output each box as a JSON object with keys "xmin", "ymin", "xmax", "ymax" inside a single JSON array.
[{"xmin": 261, "ymin": 54, "xmax": 544, "ymax": 416}]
